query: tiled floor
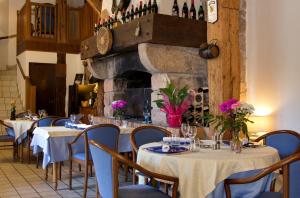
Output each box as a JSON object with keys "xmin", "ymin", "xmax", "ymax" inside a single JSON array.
[{"xmin": 0, "ymin": 147, "xmax": 131, "ymax": 198}]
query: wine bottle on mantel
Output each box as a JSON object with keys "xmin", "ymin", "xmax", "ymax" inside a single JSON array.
[
  {"xmin": 147, "ymin": 0, "xmax": 152, "ymax": 14},
  {"xmin": 190, "ymin": 0, "xmax": 196, "ymax": 19},
  {"xmin": 182, "ymin": 2, "xmax": 189, "ymax": 18},
  {"xmin": 152, "ymin": 0, "xmax": 158, "ymax": 14},
  {"xmin": 126, "ymin": 11, "xmax": 131, "ymax": 22},
  {"xmin": 198, "ymin": 1, "xmax": 205, "ymax": 21},
  {"xmin": 121, "ymin": 10, "xmax": 126, "ymax": 24},
  {"xmin": 135, "ymin": 4, "xmax": 139, "ymax": 18},
  {"xmin": 172, "ymin": 0, "xmax": 179, "ymax": 16},
  {"xmin": 130, "ymin": 5, "xmax": 135, "ymax": 20},
  {"xmin": 138, "ymin": 1, "xmax": 143, "ymax": 17},
  {"xmin": 143, "ymin": 3, "xmax": 148, "ymax": 16}
]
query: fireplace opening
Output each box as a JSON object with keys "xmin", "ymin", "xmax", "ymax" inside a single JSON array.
[{"xmin": 116, "ymin": 71, "xmax": 152, "ymax": 120}]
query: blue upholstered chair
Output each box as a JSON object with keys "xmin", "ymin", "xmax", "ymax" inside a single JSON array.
[
  {"xmin": 255, "ymin": 130, "xmax": 300, "ymax": 159},
  {"xmin": 0, "ymin": 120, "xmax": 17, "ymax": 159},
  {"xmin": 224, "ymin": 152, "xmax": 300, "ymax": 198},
  {"xmin": 51, "ymin": 117, "xmax": 70, "ymax": 126},
  {"xmin": 25, "ymin": 116, "xmax": 59, "ymax": 164},
  {"xmin": 130, "ymin": 126, "xmax": 172, "ymax": 184},
  {"xmin": 89, "ymin": 140, "xmax": 179, "ymax": 198},
  {"xmin": 68, "ymin": 124, "xmax": 120, "ymax": 198},
  {"xmin": 254, "ymin": 130, "xmax": 300, "ymax": 192}
]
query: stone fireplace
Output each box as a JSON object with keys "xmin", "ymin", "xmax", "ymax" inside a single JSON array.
[{"xmin": 87, "ymin": 43, "xmax": 207, "ymax": 126}]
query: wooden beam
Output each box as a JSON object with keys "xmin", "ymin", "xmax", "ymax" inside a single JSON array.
[
  {"xmin": 86, "ymin": 0, "xmax": 102, "ymax": 16},
  {"xmin": 207, "ymin": 0, "xmax": 241, "ymax": 115}
]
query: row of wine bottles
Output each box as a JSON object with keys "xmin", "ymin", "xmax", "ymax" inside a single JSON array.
[
  {"xmin": 94, "ymin": 0, "xmax": 206, "ymax": 35},
  {"xmin": 94, "ymin": 0, "xmax": 158, "ymax": 34},
  {"xmin": 173, "ymin": 0, "xmax": 205, "ymax": 21}
]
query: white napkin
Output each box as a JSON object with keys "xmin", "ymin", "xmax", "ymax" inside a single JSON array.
[
  {"xmin": 162, "ymin": 144, "xmax": 170, "ymax": 152},
  {"xmin": 163, "ymin": 137, "xmax": 172, "ymax": 143}
]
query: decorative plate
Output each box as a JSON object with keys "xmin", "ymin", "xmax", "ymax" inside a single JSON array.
[
  {"xmin": 97, "ymin": 27, "xmax": 113, "ymax": 55},
  {"xmin": 146, "ymin": 146, "xmax": 188, "ymax": 154}
]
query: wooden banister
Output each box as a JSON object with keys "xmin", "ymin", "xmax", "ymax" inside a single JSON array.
[
  {"xmin": 0, "ymin": 35, "xmax": 16, "ymax": 40},
  {"xmin": 16, "ymin": 58, "xmax": 27, "ymax": 80},
  {"xmin": 16, "ymin": 58, "xmax": 36, "ymax": 113}
]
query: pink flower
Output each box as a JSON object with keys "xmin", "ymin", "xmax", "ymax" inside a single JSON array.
[
  {"xmin": 230, "ymin": 101, "xmax": 241, "ymax": 110},
  {"xmin": 219, "ymin": 98, "xmax": 238, "ymax": 113},
  {"xmin": 112, "ymin": 100, "xmax": 127, "ymax": 110}
]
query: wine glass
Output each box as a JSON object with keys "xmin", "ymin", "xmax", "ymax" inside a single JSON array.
[
  {"xmin": 88, "ymin": 114, "xmax": 94, "ymax": 125},
  {"xmin": 38, "ymin": 110, "xmax": 43, "ymax": 118},
  {"xmin": 70, "ymin": 114, "xmax": 76, "ymax": 124},
  {"xmin": 181, "ymin": 123, "xmax": 188, "ymax": 145},
  {"xmin": 27, "ymin": 109, "xmax": 32, "ymax": 119},
  {"xmin": 187, "ymin": 126, "xmax": 197, "ymax": 151}
]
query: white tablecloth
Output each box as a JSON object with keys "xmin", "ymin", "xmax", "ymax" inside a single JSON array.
[
  {"xmin": 4, "ymin": 119, "xmax": 34, "ymax": 140},
  {"xmin": 137, "ymin": 143, "xmax": 280, "ymax": 198},
  {"xmin": 31, "ymin": 126, "xmax": 134, "ymax": 168}
]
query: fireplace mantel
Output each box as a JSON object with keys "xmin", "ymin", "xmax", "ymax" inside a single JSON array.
[{"xmin": 81, "ymin": 13, "xmax": 207, "ymax": 60}]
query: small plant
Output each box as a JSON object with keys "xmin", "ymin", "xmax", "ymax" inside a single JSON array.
[
  {"xmin": 112, "ymin": 100, "xmax": 127, "ymax": 118},
  {"xmin": 10, "ymin": 100, "xmax": 16, "ymax": 120},
  {"xmin": 154, "ymin": 82, "xmax": 193, "ymax": 127},
  {"xmin": 154, "ymin": 82, "xmax": 192, "ymax": 115}
]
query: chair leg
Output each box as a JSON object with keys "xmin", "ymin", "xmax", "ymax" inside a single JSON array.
[
  {"xmin": 27, "ymin": 138, "xmax": 31, "ymax": 164},
  {"xmin": 124, "ymin": 152, "xmax": 129, "ymax": 182},
  {"xmin": 21, "ymin": 141, "xmax": 24, "ymax": 163},
  {"xmin": 83, "ymin": 164, "xmax": 88, "ymax": 198},
  {"xmin": 45, "ymin": 165, "xmax": 48, "ymax": 180},
  {"xmin": 36, "ymin": 153, "xmax": 39, "ymax": 168},
  {"xmin": 58, "ymin": 162, "xmax": 62, "ymax": 180},
  {"xmin": 69, "ymin": 160, "xmax": 73, "ymax": 190},
  {"xmin": 133, "ymin": 169, "xmax": 137, "ymax": 184},
  {"xmin": 96, "ymin": 180, "xmax": 100, "ymax": 198},
  {"xmin": 78, "ymin": 164, "xmax": 81, "ymax": 172},
  {"xmin": 89, "ymin": 165, "xmax": 93, "ymax": 177}
]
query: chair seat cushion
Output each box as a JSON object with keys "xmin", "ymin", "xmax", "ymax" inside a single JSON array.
[
  {"xmin": 6, "ymin": 128, "xmax": 15, "ymax": 137},
  {"xmin": 72, "ymin": 152, "xmax": 86, "ymax": 161},
  {"xmin": 257, "ymin": 192, "xmax": 282, "ymax": 198},
  {"xmin": 119, "ymin": 184, "xmax": 170, "ymax": 198}
]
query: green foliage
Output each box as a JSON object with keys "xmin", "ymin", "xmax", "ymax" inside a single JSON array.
[{"xmin": 153, "ymin": 82, "xmax": 189, "ymax": 108}]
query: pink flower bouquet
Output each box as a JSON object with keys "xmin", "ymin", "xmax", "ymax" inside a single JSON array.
[{"xmin": 112, "ymin": 100, "xmax": 127, "ymax": 118}]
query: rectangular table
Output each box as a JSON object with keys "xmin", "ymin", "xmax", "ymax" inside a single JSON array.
[
  {"xmin": 31, "ymin": 126, "xmax": 133, "ymax": 189},
  {"xmin": 4, "ymin": 119, "xmax": 34, "ymax": 140}
]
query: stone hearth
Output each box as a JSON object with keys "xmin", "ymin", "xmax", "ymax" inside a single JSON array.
[{"xmin": 87, "ymin": 43, "xmax": 207, "ymax": 126}]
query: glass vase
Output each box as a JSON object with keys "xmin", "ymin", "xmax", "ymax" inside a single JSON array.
[
  {"xmin": 230, "ymin": 132, "xmax": 242, "ymax": 153},
  {"xmin": 166, "ymin": 113, "xmax": 182, "ymax": 128}
]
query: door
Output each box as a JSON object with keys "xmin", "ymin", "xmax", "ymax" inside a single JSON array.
[{"xmin": 29, "ymin": 63, "xmax": 66, "ymax": 116}]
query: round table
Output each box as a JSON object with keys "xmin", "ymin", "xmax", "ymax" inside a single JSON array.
[{"xmin": 137, "ymin": 143, "xmax": 280, "ymax": 198}]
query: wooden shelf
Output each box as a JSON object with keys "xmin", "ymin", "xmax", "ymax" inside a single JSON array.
[{"xmin": 81, "ymin": 13, "xmax": 207, "ymax": 60}]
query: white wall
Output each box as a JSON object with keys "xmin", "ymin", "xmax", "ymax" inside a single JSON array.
[
  {"xmin": 66, "ymin": 54, "xmax": 84, "ymax": 114},
  {"xmin": 0, "ymin": 0, "xmax": 9, "ymax": 67},
  {"xmin": 247, "ymin": 0, "xmax": 300, "ymax": 131}
]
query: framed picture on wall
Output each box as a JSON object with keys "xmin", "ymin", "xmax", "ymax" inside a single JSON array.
[{"xmin": 74, "ymin": 73, "xmax": 84, "ymax": 85}]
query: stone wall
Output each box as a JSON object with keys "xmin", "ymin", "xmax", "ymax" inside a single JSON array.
[{"xmin": 88, "ymin": 43, "xmax": 208, "ymax": 125}]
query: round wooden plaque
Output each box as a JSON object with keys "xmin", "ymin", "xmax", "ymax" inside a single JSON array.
[{"xmin": 97, "ymin": 27, "xmax": 113, "ymax": 55}]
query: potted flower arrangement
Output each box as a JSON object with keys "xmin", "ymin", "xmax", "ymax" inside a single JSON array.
[
  {"xmin": 154, "ymin": 82, "xmax": 194, "ymax": 127},
  {"xmin": 112, "ymin": 99, "xmax": 127, "ymax": 119},
  {"xmin": 213, "ymin": 98, "xmax": 255, "ymax": 153}
]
